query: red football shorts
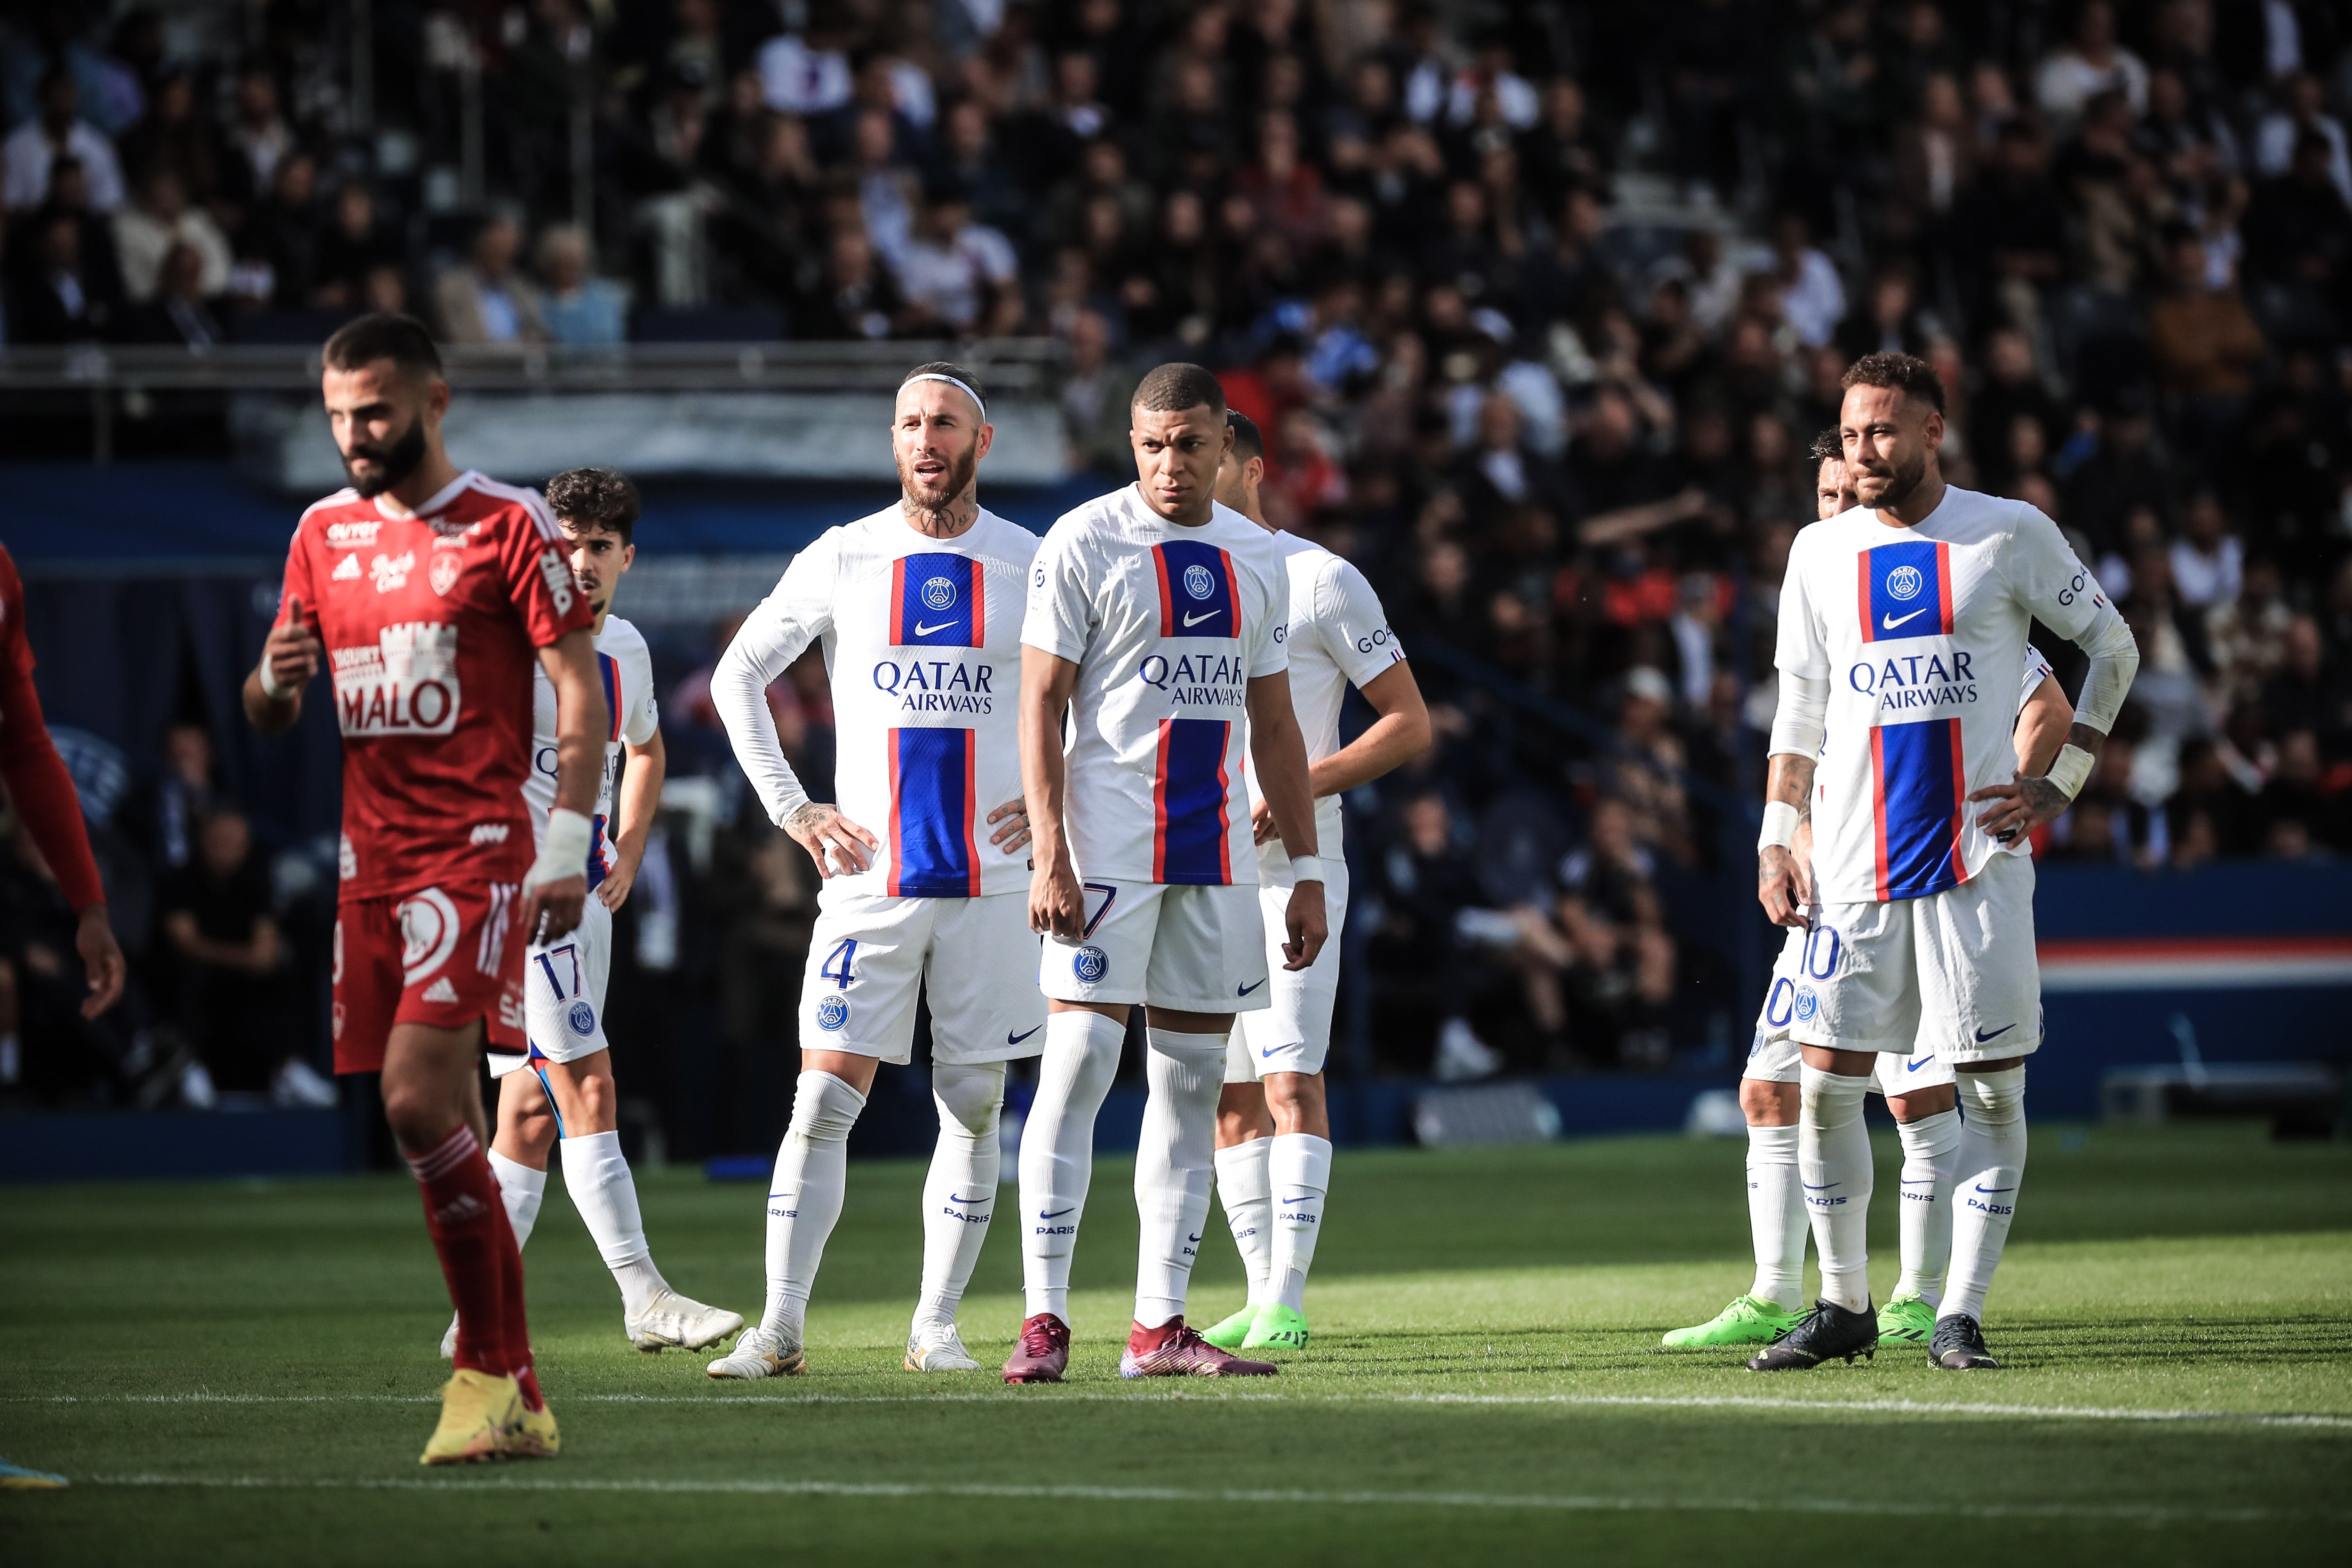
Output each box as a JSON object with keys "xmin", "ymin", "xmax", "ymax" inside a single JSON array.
[{"xmin": 333, "ymin": 880, "xmax": 527, "ymax": 1074}]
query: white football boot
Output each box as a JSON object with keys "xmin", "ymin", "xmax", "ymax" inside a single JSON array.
[
  {"xmin": 706, "ymin": 1325, "xmax": 804, "ymax": 1379},
  {"xmin": 439, "ymin": 1313, "xmax": 459, "ymax": 1360},
  {"xmin": 903, "ymin": 1322, "xmax": 981, "ymax": 1372},
  {"xmin": 627, "ymin": 1289, "xmax": 746, "ymax": 1353}
]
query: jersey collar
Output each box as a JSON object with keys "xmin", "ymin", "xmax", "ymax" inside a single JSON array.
[{"xmin": 374, "ymin": 469, "xmax": 478, "ymax": 523}]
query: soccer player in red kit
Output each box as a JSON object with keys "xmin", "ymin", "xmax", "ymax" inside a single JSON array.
[{"xmin": 242, "ymin": 314, "xmax": 610, "ymax": 1466}]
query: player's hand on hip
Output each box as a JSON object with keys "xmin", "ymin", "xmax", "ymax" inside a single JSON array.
[
  {"xmin": 1250, "ymin": 796, "xmax": 1279, "ymax": 846},
  {"xmin": 1031, "ymin": 860, "xmax": 1085, "ymax": 942},
  {"xmin": 75, "ymin": 906, "xmax": 126, "ymax": 1019},
  {"xmin": 521, "ymin": 874, "xmax": 588, "ymax": 945},
  {"xmin": 785, "ymin": 802, "xmax": 877, "ymax": 878},
  {"xmin": 1757, "ymin": 845, "xmax": 1808, "ymax": 929},
  {"xmin": 263, "ymin": 595, "xmax": 323, "ymax": 691},
  {"xmin": 986, "ymin": 797, "xmax": 1031, "ymax": 856},
  {"xmin": 594, "ymin": 859, "xmax": 636, "ymax": 911},
  {"xmin": 1281, "ymin": 879, "xmax": 1327, "ymax": 970},
  {"xmin": 1969, "ymin": 776, "xmax": 2068, "ymax": 844}
]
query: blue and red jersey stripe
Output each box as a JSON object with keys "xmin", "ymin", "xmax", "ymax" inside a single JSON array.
[
  {"xmin": 1869, "ymin": 716, "xmax": 1968, "ymax": 901},
  {"xmin": 1152, "ymin": 540, "xmax": 1241, "ymax": 640},
  {"xmin": 1856, "ymin": 539, "xmax": 1955, "ymax": 643},
  {"xmin": 1151, "ymin": 718, "xmax": 1233, "ymax": 885},
  {"xmin": 890, "ymin": 553, "xmax": 985, "ymax": 647},
  {"xmin": 886, "ymin": 726, "xmax": 981, "ymax": 897}
]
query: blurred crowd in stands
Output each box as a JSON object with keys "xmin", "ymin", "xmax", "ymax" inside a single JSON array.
[{"xmin": 8, "ymin": 1, "xmax": 2352, "ymax": 1111}]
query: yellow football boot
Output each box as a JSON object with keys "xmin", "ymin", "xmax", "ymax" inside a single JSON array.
[
  {"xmin": 419, "ymin": 1369, "xmax": 521, "ymax": 1466},
  {"xmin": 506, "ymin": 1400, "xmax": 560, "ymax": 1459}
]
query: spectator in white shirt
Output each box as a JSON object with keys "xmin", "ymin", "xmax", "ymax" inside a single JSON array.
[
  {"xmin": 1770, "ymin": 211, "xmax": 1846, "ymax": 349},
  {"xmin": 2169, "ymin": 490, "xmax": 2244, "ymax": 611},
  {"xmin": 2, "ymin": 66, "xmax": 125, "ymax": 214},
  {"xmin": 2035, "ymin": 0, "xmax": 2148, "ymax": 128},
  {"xmin": 112, "ymin": 171, "xmax": 233, "ymax": 302},
  {"xmin": 2254, "ymin": 71, "xmax": 2352, "ymax": 207},
  {"xmin": 895, "ymin": 184, "xmax": 1022, "ymax": 337}
]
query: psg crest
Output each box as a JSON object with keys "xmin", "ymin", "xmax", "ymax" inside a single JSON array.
[
  {"xmin": 1183, "ymin": 563, "xmax": 1215, "ymax": 600},
  {"xmin": 567, "ymin": 1001, "xmax": 596, "ymax": 1036},
  {"xmin": 816, "ymin": 994, "xmax": 850, "ymax": 1031},
  {"xmin": 1073, "ymin": 944, "xmax": 1109, "ymax": 983},
  {"xmin": 922, "ymin": 575, "xmax": 958, "ymax": 611},
  {"xmin": 1885, "ymin": 565, "xmax": 1923, "ymax": 601}
]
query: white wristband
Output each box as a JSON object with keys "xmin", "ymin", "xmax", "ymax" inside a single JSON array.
[
  {"xmin": 524, "ymin": 808, "xmax": 593, "ymax": 893},
  {"xmin": 1757, "ymin": 800, "xmax": 1802, "ymax": 852},
  {"xmin": 257, "ymin": 656, "xmax": 291, "ymax": 700},
  {"xmin": 2044, "ymin": 743, "xmax": 2095, "ymax": 801},
  {"xmin": 1286, "ymin": 854, "xmax": 1325, "ymax": 885}
]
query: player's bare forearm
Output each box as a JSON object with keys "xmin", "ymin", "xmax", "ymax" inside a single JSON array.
[
  {"xmin": 1756, "ymin": 752, "xmax": 1817, "ymax": 929},
  {"xmin": 1020, "ymin": 647, "xmax": 1084, "ymax": 939},
  {"xmin": 2012, "ymin": 675, "xmax": 2073, "ymax": 776},
  {"xmin": 1308, "ymin": 661, "xmax": 1430, "ymax": 799},
  {"xmin": 599, "ymin": 731, "xmax": 665, "ymax": 908},
  {"xmin": 538, "ymin": 631, "xmax": 609, "ymax": 817},
  {"xmin": 1244, "ymin": 672, "xmax": 1320, "ymax": 863}
]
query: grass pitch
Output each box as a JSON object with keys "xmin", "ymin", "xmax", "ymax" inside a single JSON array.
[{"xmin": 3, "ymin": 1122, "xmax": 2348, "ymax": 1566}]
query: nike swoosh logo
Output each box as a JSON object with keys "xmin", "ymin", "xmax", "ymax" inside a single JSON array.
[
  {"xmin": 1188, "ymin": 1233, "xmax": 1202, "ymax": 1243},
  {"xmin": 1237, "ymin": 979, "xmax": 1266, "ymax": 996},
  {"xmin": 913, "ymin": 620, "xmax": 956, "ymax": 637},
  {"xmin": 1182, "ymin": 610, "xmax": 1218, "ymax": 627},
  {"xmin": 1972, "ymin": 1185, "xmax": 2017, "ymax": 1194},
  {"xmin": 1801, "ymin": 1182, "xmax": 1838, "ymax": 1190},
  {"xmin": 1906, "ymin": 1057, "xmax": 1933, "ymax": 1072},
  {"xmin": 1973, "ymin": 1024, "xmax": 2015, "ymax": 1042},
  {"xmin": 1008, "ymin": 1026, "xmax": 1042, "ymax": 1045},
  {"xmin": 1260, "ymin": 1045, "xmax": 1284, "ymax": 1059},
  {"xmin": 1039, "ymin": 1207, "xmax": 1074, "ymax": 1219},
  {"xmin": 1881, "ymin": 608, "xmax": 1929, "ymax": 630},
  {"xmin": 948, "ymin": 1194, "xmax": 991, "ymax": 1205},
  {"xmin": 1278, "ymin": 1195, "xmax": 1314, "ymax": 1205}
]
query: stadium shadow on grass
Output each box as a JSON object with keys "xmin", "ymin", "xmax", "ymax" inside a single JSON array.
[{"xmin": 2, "ymin": 1124, "xmax": 2347, "ymax": 1566}]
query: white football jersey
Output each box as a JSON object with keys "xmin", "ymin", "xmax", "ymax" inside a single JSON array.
[
  {"xmin": 1777, "ymin": 486, "xmax": 2111, "ymax": 905},
  {"xmin": 522, "ymin": 614, "xmax": 659, "ymax": 890},
  {"xmin": 724, "ymin": 505, "xmax": 1038, "ymax": 899},
  {"xmin": 1241, "ymin": 531, "xmax": 1404, "ymax": 870},
  {"xmin": 1022, "ymin": 485, "xmax": 1289, "ymax": 885}
]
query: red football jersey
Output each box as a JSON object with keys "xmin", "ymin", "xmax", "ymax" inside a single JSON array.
[{"xmin": 278, "ymin": 470, "xmax": 593, "ymax": 899}]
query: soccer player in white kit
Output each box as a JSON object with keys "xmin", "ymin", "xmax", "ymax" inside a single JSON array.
[
  {"xmin": 1004, "ymin": 364, "xmax": 1330, "ymax": 1383},
  {"xmin": 706, "ymin": 364, "xmax": 1045, "ymax": 1379},
  {"xmin": 1750, "ymin": 354, "xmax": 2138, "ymax": 1372},
  {"xmin": 454, "ymin": 468, "xmax": 743, "ymax": 1357},
  {"xmin": 1665, "ymin": 432, "xmax": 2077, "ymax": 1353},
  {"xmin": 1194, "ymin": 413, "xmax": 1430, "ymax": 1355}
]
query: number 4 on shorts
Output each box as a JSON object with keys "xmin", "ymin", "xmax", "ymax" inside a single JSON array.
[{"xmin": 819, "ymin": 938, "xmax": 858, "ymax": 989}]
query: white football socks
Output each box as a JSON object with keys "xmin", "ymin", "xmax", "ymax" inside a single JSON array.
[
  {"xmin": 1132, "ymin": 1029, "xmax": 1225, "ymax": 1328},
  {"xmin": 1892, "ymin": 1107, "xmax": 1963, "ymax": 1306},
  {"xmin": 1213, "ymin": 1138, "xmax": 1274, "ymax": 1305},
  {"xmin": 486, "ymin": 1149, "xmax": 548, "ymax": 1250},
  {"xmin": 915, "ymin": 1060, "xmax": 1005, "ymax": 1332},
  {"xmin": 1799, "ymin": 1065, "xmax": 1875, "ymax": 1313},
  {"xmin": 1941, "ymin": 1067, "xmax": 2027, "ymax": 1325},
  {"xmin": 1018, "ymin": 1010, "xmax": 1123, "ymax": 1324},
  {"xmin": 1744, "ymin": 1121, "xmax": 1806, "ymax": 1311},
  {"xmin": 759, "ymin": 1070, "xmax": 866, "ymax": 1342},
  {"xmin": 560, "ymin": 1129, "xmax": 667, "ymax": 1315},
  {"xmin": 1266, "ymin": 1131, "xmax": 1331, "ymax": 1314}
]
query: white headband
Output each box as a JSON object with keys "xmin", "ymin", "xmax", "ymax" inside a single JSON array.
[{"xmin": 903, "ymin": 372, "xmax": 987, "ymax": 421}]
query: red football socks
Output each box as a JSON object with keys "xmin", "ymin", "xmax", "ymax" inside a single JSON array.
[{"xmin": 407, "ymin": 1125, "xmax": 516, "ymax": 1379}]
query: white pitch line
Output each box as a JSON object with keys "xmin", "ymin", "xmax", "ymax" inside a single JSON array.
[
  {"xmin": 15, "ymin": 1390, "xmax": 2352, "ymax": 1429},
  {"xmin": 77, "ymin": 1472, "xmax": 2352, "ymax": 1525}
]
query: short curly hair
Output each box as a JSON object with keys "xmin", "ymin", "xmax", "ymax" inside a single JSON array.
[
  {"xmin": 1841, "ymin": 351, "xmax": 1944, "ymax": 414},
  {"xmin": 544, "ymin": 467, "xmax": 641, "ymax": 545},
  {"xmin": 1810, "ymin": 427, "xmax": 1843, "ymax": 466}
]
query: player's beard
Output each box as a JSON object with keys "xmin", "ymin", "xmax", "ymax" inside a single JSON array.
[
  {"xmin": 899, "ymin": 440, "xmax": 979, "ymax": 525},
  {"xmin": 1865, "ymin": 446, "xmax": 1930, "ymax": 511},
  {"xmin": 342, "ymin": 416, "xmax": 428, "ymax": 498}
]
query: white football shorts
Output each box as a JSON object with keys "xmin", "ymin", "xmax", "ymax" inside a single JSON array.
[
  {"xmin": 800, "ymin": 890, "xmax": 1046, "ymax": 1066},
  {"xmin": 490, "ymin": 896, "xmax": 614, "ymax": 1079},
  {"xmin": 1746, "ymin": 919, "xmax": 1957, "ymax": 1094},
  {"xmin": 1786, "ymin": 852, "xmax": 2043, "ymax": 1065},
  {"xmin": 1226, "ymin": 857, "xmax": 1349, "ymax": 1081},
  {"xmin": 1040, "ymin": 877, "xmax": 1271, "ymax": 1015}
]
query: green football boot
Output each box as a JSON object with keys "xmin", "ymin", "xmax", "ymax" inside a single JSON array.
[
  {"xmin": 1240, "ymin": 1303, "xmax": 1310, "ymax": 1351},
  {"xmin": 1661, "ymin": 1293, "xmax": 1804, "ymax": 1348},
  {"xmin": 1200, "ymin": 1304, "xmax": 1260, "ymax": 1350},
  {"xmin": 1876, "ymin": 1293, "xmax": 1937, "ymax": 1345}
]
